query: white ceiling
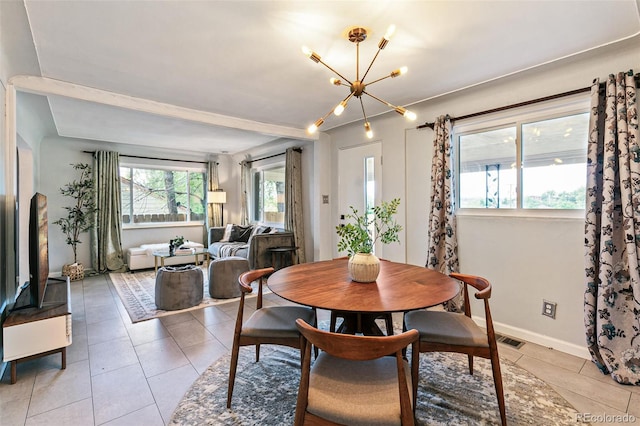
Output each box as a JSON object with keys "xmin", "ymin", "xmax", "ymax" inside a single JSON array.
[{"xmin": 14, "ymin": 0, "xmax": 640, "ymax": 155}]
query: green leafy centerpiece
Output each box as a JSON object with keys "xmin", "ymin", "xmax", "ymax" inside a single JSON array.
[{"xmin": 336, "ymin": 198, "xmax": 402, "ymax": 282}]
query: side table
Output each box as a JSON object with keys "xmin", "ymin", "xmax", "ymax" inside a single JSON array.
[{"xmin": 269, "ymin": 246, "xmax": 298, "ymax": 270}]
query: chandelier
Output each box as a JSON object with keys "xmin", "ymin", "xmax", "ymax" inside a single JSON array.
[{"xmin": 303, "ymin": 25, "xmax": 416, "ymax": 139}]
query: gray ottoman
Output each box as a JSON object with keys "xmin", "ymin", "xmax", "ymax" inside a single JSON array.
[
  {"xmin": 155, "ymin": 265, "xmax": 203, "ymax": 310},
  {"xmin": 208, "ymin": 256, "xmax": 250, "ymax": 298}
]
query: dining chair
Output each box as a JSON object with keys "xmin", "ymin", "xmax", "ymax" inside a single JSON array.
[
  {"xmin": 227, "ymin": 267, "xmax": 316, "ymax": 408},
  {"xmin": 295, "ymin": 318, "xmax": 419, "ymax": 426},
  {"xmin": 403, "ymin": 272, "xmax": 506, "ymax": 425},
  {"xmin": 330, "ymin": 256, "xmax": 394, "ymax": 335}
]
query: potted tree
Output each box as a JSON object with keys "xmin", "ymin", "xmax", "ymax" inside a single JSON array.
[
  {"xmin": 53, "ymin": 163, "xmax": 97, "ymax": 280},
  {"xmin": 335, "ymin": 198, "xmax": 402, "ymax": 282}
]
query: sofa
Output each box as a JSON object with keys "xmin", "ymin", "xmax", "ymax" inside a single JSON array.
[
  {"xmin": 208, "ymin": 224, "xmax": 295, "ymax": 270},
  {"xmin": 127, "ymin": 241, "xmax": 205, "ymax": 271}
]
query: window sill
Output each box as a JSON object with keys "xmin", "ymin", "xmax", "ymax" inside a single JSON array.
[
  {"xmin": 123, "ymin": 222, "xmax": 204, "ymax": 230},
  {"xmin": 456, "ymin": 208, "xmax": 584, "ymax": 220}
]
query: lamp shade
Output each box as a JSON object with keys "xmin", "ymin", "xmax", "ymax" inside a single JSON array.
[{"xmin": 208, "ymin": 191, "xmax": 227, "ymax": 204}]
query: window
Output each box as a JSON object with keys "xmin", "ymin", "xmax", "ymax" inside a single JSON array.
[
  {"xmin": 120, "ymin": 165, "xmax": 206, "ymax": 225},
  {"xmin": 252, "ymin": 164, "xmax": 285, "ymax": 227},
  {"xmin": 457, "ymin": 103, "xmax": 589, "ymax": 210}
]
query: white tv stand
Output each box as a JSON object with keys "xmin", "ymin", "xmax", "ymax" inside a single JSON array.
[{"xmin": 2, "ymin": 277, "xmax": 72, "ymax": 384}]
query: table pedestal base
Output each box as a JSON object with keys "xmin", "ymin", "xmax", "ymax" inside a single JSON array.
[{"xmin": 335, "ymin": 313, "xmax": 387, "ymax": 336}]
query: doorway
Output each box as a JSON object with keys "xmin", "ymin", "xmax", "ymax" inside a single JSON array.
[{"xmin": 337, "ymin": 142, "xmax": 382, "ymax": 256}]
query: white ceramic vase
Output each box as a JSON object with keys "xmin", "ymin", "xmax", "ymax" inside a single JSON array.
[{"xmin": 348, "ymin": 253, "xmax": 380, "ymax": 283}]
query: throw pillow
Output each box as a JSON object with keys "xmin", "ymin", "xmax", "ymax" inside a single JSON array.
[
  {"xmin": 230, "ymin": 225, "xmax": 253, "ymax": 243},
  {"xmin": 247, "ymin": 225, "xmax": 272, "ymax": 246},
  {"xmin": 219, "ymin": 224, "xmax": 233, "ymax": 242}
]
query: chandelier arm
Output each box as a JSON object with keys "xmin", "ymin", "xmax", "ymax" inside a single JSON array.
[
  {"xmin": 361, "ymin": 48, "xmax": 382, "ymax": 83},
  {"xmin": 342, "ymin": 92, "xmax": 356, "ymax": 104},
  {"xmin": 317, "ymin": 59, "xmax": 353, "ymax": 85},
  {"xmin": 363, "ymin": 90, "xmax": 398, "ymax": 109},
  {"xmin": 365, "ymin": 74, "xmax": 393, "ymax": 87},
  {"xmin": 359, "ymin": 97, "xmax": 369, "ymax": 122}
]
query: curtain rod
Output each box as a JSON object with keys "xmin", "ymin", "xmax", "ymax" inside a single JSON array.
[
  {"xmin": 83, "ymin": 151, "xmax": 209, "ymax": 164},
  {"xmin": 247, "ymin": 147, "xmax": 302, "ymax": 164},
  {"xmin": 417, "ymin": 72, "xmax": 640, "ymax": 130}
]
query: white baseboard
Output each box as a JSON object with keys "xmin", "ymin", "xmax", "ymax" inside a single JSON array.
[{"xmin": 473, "ymin": 316, "xmax": 591, "ymax": 360}]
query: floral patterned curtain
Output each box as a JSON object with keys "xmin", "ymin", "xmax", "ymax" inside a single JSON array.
[
  {"xmin": 426, "ymin": 115, "xmax": 460, "ymax": 311},
  {"xmin": 284, "ymin": 147, "xmax": 305, "ymax": 264},
  {"xmin": 90, "ymin": 151, "xmax": 125, "ymax": 273},
  {"xmin": 585, "ymin": 71, "xmax": 640, "ymax": 385}
]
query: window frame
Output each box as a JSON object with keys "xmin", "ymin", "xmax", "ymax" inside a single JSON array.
[
  {"xmin": 120, "ymin": 159, "xmax": 207, "ymax": 229},
  {"xmin": 250, "ymin": 160, "xmax": 286, "ymax": 228},
  {"xmin": 454, "ymin": 94, "xmax": 590, "ymax": 218}
]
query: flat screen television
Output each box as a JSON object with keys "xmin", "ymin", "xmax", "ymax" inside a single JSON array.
[{"xmin": 28, "ymin": 192, "xmax": 50, "ymax": 309}]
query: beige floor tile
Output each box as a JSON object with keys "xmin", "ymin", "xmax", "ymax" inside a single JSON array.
[
  {"xmin": 135, "ymin": 337, "xmax": 190, "ymax": 378},
  {"xmin": 159, "ymin": 311, "xmax": 197, "ymax": 327},
  {"xmin": 125, "ymin": 318, "xmax": 170, "ymax": 347},
  {"xmin": 580, "ymin": 361, "xmax": 640, "ymax": 395},
  {"xmin": 102, "ymin": 404, "xmax": 165, "ymax": 426},
  {"xmin": 551, "ymin": 385, "xmax": 627, "ymax": 421},
  {"xmin": 205, "ymin": 319, "xmax": 236, "ymax": 350},
  {"xmin": 84, "ymin": 302, "xmax": 122, "ymax": 325},
  {"xmin": 86, "ymin": 317, "xmax": 129, "ymax": 346},
  {"xmin": 27, "ymin": 359, "xmax": 92, "ymax": 417},
  {"xmin": 25, "ymin": 397, "xmax": 94, "ymax": 426},
  {"xmin": 628, "ymin": 393, "xmax": 640, "ymax": 418},
  {"xmin": 518, "ymin": 341, "xmax": 586, "ymax": 373},
  {"xmin": 496, "ymin": 343, "xmax": 523, "ymax": 363},
  {"xmin": 147, "ymin": 363, "xmax": 199, "ymax": 424},
  {"xmin": 181, "ymin": 338, "xmax": 229, "ymax": 374},
  {"xmin": 89, "ymin": 336, "xmax": 139, "ymax": 376},
  {"xmin": 517, "ymin": 355, "xmax": 631, "ymax": 412},
  {"xmin": 165, "ymin": 318, "xmax": 215, "ymax": 348},
  {"xmin": 0, "ymin": 397, "xmax": 29, "ymax": 426},
  {"xmin": 92, "ymin": 363, "xmax": 155, "ymax": 425},
  {"xmin": 190, "ymin": 305, "xmax": 234, "ymax": 327}
]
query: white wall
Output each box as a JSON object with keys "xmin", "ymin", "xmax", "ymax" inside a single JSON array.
[
  {"xmin": 38, "ymin": 136, "xmax": 216, "ymax": 274},
  {"xmin": 323, "ymin": 34, "xmax": 640, "ymax": 358}
]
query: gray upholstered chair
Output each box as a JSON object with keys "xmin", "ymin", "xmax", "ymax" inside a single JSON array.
[
  {"xmin": 403, "ymin": 272, "xmax": 506, "ymax": 425},
  {"xmin": 227, "ymin": 267, "xmax": 316, "ymax": 408},
  {"xmin": 295, "ymin": 318, "xmax": 419, "ymax": 426},
  {"xmin": 207, "ymin": 256, "xmax": 249, "ymax": 298},
  {"xmin": 154, "ymin": 265, "xmax": 203, "ymax": 310}
]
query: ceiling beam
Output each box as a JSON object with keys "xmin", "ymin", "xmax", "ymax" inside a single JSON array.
[{"xmin": 9, "ymin": 75, "xmax": 316, "ymax": 141}]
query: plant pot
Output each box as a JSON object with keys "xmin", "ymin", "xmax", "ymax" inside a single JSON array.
[
  {"xmin": 62, "ymin": 262, "xmax": 85, "ymax": 281},
  {"xmin": 348, "ymin": 253, "xmax": 380, "ymax": 283}
]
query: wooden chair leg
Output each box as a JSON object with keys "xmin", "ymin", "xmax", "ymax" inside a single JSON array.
[
  {"xmin": 468, "ymin": 354, "xmax": 474, "ymax": 375},
  {"xmin": 255, "ymin": 344, "xmax": 261, "ymax": 362},
  {"xmin": 490, "ymin": 351, "xmax": 507, "ymax": 425},
  {"xmin": 227, "ymin": 343, "xmax": 241, "ymax": 408}
]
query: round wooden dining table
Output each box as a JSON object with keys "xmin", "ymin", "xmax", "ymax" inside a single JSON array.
[{"xmin": 267, "ymin": 258, "xmax": 460, "ymax": 335}]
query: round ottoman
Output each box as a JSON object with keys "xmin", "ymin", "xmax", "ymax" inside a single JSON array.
[
  {"xmin": 208, "ymin": 256, "xmax": 250, "ymax": 298},
  {"xmin": 155, "ymin": 265, "xmax": 203, "ymax": 310}
]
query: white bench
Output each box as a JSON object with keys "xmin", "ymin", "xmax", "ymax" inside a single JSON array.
[{"xmin": 127, "ymin": 241, "xmax": 204, "ymax": 271}]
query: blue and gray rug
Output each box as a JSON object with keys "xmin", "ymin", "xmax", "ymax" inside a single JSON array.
[{"xmin": 170, "ymin": 345, "xmax": 579, "ymax": 425}]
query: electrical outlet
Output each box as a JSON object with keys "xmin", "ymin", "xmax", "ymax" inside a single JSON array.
[{"xmin": 542, "ymin": 300, "xmax": 557, "ymax": 319}]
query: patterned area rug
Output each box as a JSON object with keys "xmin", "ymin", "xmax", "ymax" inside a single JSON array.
[
  {"xmin": 170, "ymin": 345, "xmax": 580, "ymax": 425},
  {"xmin": 109, "ymin": 266, "xmax": 257, "ymax": 323}
]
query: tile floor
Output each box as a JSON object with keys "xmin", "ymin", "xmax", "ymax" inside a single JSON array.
[{"xmin": 1, "ymin": 273, "xmax": 639, "ymax": 425}]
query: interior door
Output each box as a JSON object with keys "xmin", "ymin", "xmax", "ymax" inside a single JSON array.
[{"xmin": 337, "ymin": 142, "xmax": 382, "ymax": 256}]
